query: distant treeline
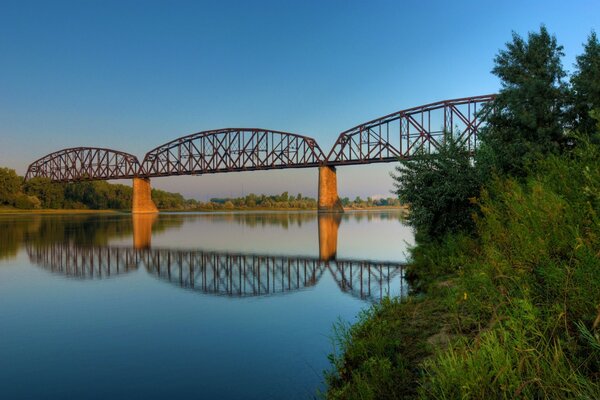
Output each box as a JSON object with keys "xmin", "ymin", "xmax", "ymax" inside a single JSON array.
[
  {"xmin": 0, "ymin": 170, "xmax": 401, "ymax": 211},
  {"xmin": 207, "ymin": 193, "xmax": 401, "ymax": 210}
]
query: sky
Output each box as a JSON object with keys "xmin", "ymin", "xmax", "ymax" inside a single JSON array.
[{"xmin": 1, "ymin": 0, "xmax": 599, "ymax": 200}]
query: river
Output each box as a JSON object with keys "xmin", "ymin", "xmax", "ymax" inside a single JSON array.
[{"xmin": 0, "ymin": 210, "xmax": 414, "ymax": 399}]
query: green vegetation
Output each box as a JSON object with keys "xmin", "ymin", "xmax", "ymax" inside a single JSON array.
[
  {"xmin": 0, "ymin": 171, "xmax": 403, "ymax": 212},
  {"xmin": 203, "ymin": 192, "xmax": 318, "ymax": 210},
  {"xmin": 326, "ymin": 26, "xmax": 600, "ymax": 399},
  {"xmin": 0, "ymin": 174, "xmax": 189, "ymax": 211}
]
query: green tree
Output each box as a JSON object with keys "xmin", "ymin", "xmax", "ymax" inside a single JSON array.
[
  {"xmin": 392, "ymin": 135, "xmax": 481, "ymax": 239},
  {"xmin": 23, "ymin": 177, "xmax": 65, "ymax": 208},
  {"xmin": 0, "ymin": 168, "xmax": 22, "ymax": 205},
  {"xmin": 571, "ymin": 31, "xmax": 600, "ymax": 137},
  {"xmin": 480, "ymin": 26, "xmax": 569, "ymax": 177}
]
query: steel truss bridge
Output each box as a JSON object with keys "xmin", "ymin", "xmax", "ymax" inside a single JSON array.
[
  {"xmin": 27, "ymin": 242, "xmax": 407, "ymax": 303},
  {"xmin": 24, "ymin": 95, "xmax": 495, "ymax": 182}
]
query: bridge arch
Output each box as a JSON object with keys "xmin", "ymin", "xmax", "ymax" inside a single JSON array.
[
  {"xmin": 24, "ymin": 147, "xmax": 141, "ymax": 182},
  {"xmin": 327, "ymin": 94, "xmax": 496, "ymax": 165},
  {"xmin": 141, "ymin": 128, "xmax": 326, "ymax": 177}
]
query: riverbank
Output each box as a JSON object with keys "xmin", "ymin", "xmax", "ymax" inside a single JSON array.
[
  {"xmin": 0, "ymin": 205, "xmax": 407, "ymax": 214},
  {"xmin": 325, "ymin": 145, "xmax": 600, "ymax": 398},
  {"xmin": 0, "ymin": 207, "xmax": 122, "ymax": 215}
]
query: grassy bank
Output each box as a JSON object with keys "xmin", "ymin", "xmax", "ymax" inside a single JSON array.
[{"xmin": 325, "ymin": 144, "xmax": 600, "ymax": 398}]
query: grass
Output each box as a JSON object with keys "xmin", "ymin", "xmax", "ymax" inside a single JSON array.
[{"xmin": 325, "ymin": 142, "xmax": 600, "ymax": 399}]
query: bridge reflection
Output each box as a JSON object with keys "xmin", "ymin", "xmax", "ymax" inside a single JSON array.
[{"xmin": 26, "ymin": 242, "xmax": 406, "ymax": 302}]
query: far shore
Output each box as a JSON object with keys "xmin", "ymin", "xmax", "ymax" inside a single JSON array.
[{"xmin": 0, "ymin": 205, "xmax": 407, "ymax": 215}]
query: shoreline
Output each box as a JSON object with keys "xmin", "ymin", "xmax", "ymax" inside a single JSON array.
[{"xmin": 0, "ymin": 205, "xmax": 407, "ymax": 215}]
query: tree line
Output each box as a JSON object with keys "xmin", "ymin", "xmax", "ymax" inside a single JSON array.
[{"xmin": 0, "ymin": 174, "xmax": 189, "ymax": 210}]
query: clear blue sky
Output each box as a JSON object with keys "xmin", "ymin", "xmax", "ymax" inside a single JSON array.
[{"xmin": 1, "ymin": 0, "xmax": 598, "ymax": 200}]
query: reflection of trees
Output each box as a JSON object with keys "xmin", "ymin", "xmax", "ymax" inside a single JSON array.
[
  {"xmin": 0, "ymin": 217, "xmax": 41, "ymax": 260},
  {"xmin": 2, "ymin": 210, "xmax": 406, "ymax": 262},
  {"xmin": 157, "ymin": 210, "xmax": 405, "ymax": 230},
  {"xmin": 0, "ymin": 214, "xmax": 186, "ymax": 261},
  {"xmin": 26, "ymin": 242, "xmax": 407, "ymax": 302}
]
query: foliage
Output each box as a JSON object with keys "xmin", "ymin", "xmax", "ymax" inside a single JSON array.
[
  {"xmin": 204, "ymin": 192, "xmax": 319, "ymax": 210},
  {"xmin": 14, "ymin": 193, "xmax": 41, "ymax": 209},
  {"xmin": 420, "ymin": 141, "xmax": 600, "ymax": 398},
  {"xmin": 23, "ymin": 177, "xmax": 65, "ymax": 208},
  {"xmin": 392, "ymin": 134, "xmax": 481, "ymax": 240},
  {"xmin": 325, "ymin": 297, "xmax": 449, "ymax": 400},
  {"xmin": 327, "ymin": 140, "xmax": 600, "ymax": 399},
  {"xmin": 327, "ymin": 26, "xmax": 600, "ymax": 399},
  {"xmin": 0, "ymin": 167, "xmax": 22, "ymax": 205},
  {"xmin": 480, "ymin": 25, "xmax": 569, "ymax": 177},
  {"xmin": 571, "ymin": 31, "xmax": 600, "ymax": 137}
]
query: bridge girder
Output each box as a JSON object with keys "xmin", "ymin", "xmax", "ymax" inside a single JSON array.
[
  {"xmin": 23, "ymin": 95, "xmax": 497, "ymax": 183},
  {"xmin": 141, "ymin": 128, "xmax": 326, "ymax": 177},
  {"xmin": 24, "ymin": 147, "xmax": 141, "ymax": 182},
  {"xmin": 326, "ymin": 94, "xmax": 496, "ymax": 165}
]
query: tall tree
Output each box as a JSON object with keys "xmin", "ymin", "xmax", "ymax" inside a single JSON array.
[
  {"xmin": 571, "ymin": 31, "xmax": 600, "ymax": 137},
  {"xmin": 23, "ymin": 178, "xmax": 65, "ymax": 209},
  {"xmin": 0, "ymin": 168, "xmax": 22, "ymax": 205},
  {"xmin": 480, "ymin": 26, "xmax": 569, "ymax": 177},
  {"xmin": 392, "ymin": 135, "xmax": 480, "ymax": 240}
]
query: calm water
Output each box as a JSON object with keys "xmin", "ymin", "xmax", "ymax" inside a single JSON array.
[{"xmin": 0, "ymin": 211, "xmax": 414, "ymax": 399}]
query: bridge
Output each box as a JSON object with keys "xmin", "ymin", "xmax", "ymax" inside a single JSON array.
[{"xmin": 24, "ymin": 95, "xmax": 495, "ymax": 213}]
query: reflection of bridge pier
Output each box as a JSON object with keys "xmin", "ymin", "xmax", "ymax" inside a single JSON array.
[
  {"xmin": 318, "ymin": 213, "xmax": 341, "ymax": 261},
  {"xmin": 132, "ymin": 213, "xmax": 157, "ymax": 249}
]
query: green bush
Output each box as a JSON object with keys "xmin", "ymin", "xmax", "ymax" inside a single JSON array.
[
  {"xmin": 14, "ymin": 193, "xmax": 41, "ymax": 209},
  {"xmin": 392, "ymin": 134, "xmax": 481, "ymax": 240}
]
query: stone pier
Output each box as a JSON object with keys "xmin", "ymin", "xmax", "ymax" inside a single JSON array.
[
  {"xmin": 318, "ymin": 166, "xmax": 344, "ymax": 213},
  {"xmin": 132, "ymin": 177, "xmax": 158, "ymax": 214},
  {"xmin": 318, "ymin": 213, "xmax": 342, "ymax": 262}
]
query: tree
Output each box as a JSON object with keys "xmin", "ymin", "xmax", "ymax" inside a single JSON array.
[
  {"xmin": 571, "ymin": 31, "xmax": 600, "ymax": 137},
  {"xmin": 0, "ymin": 168, "xmax": 22, "ymax": 205},
  {"xmin": 392, "ymin": 135, "xmax": 481, "ymax": 239},
  {"xmin": 480, "ymin": 26, "xmax": 569, "ymax": 177},
  {"xmin": 23, "ymin": 177, "xmax": 65, "ymax": 208}
]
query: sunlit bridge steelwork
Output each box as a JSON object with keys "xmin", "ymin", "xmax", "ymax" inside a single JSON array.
[
  {"xmin": 24, "ymin": 147, "xmax": 141, "ymax": 182},
  {"xmin": 327, "ymin": 94, "xmax": 495, "ymax": 165},
  {"xmin": 22, "ymin": 95, "xmax": 496, "ymax": 213},
  {"xmin": 26, "ymin": 243, "xmax": 406, "ymax": 302},
  {"xmin": 142, "ymin": 128, "xmax": 326, "ymax": 177}
]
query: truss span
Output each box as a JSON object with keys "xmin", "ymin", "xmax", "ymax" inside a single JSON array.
[
  {"xmin": 142, "ymin": 128, "xmax": 325, "ymax": 177},
  {"xmin": 25, "ymin": 147, "xmax": 141, "ymax": 182},
  {"xmin": 327, "ymin": 94, "xmax": 496, "ymax": 165}
]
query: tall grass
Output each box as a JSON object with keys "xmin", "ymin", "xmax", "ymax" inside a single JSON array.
[{"xmin": 325, "ymin": 142, "xmax": 600, "ymax": 399}]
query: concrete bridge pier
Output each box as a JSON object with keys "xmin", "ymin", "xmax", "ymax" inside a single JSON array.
[
  {"xmin": 318, "ymin": 166, "xmax": 344, "ymax": 213},
  {"xmin": 132, "ymin": 177, "xmax": 158, "ymax": 214}
]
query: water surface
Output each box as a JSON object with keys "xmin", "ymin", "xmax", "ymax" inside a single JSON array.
[{"xmin": 0, "ymin": 211, "xmax": 413, "ymax": 399}]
